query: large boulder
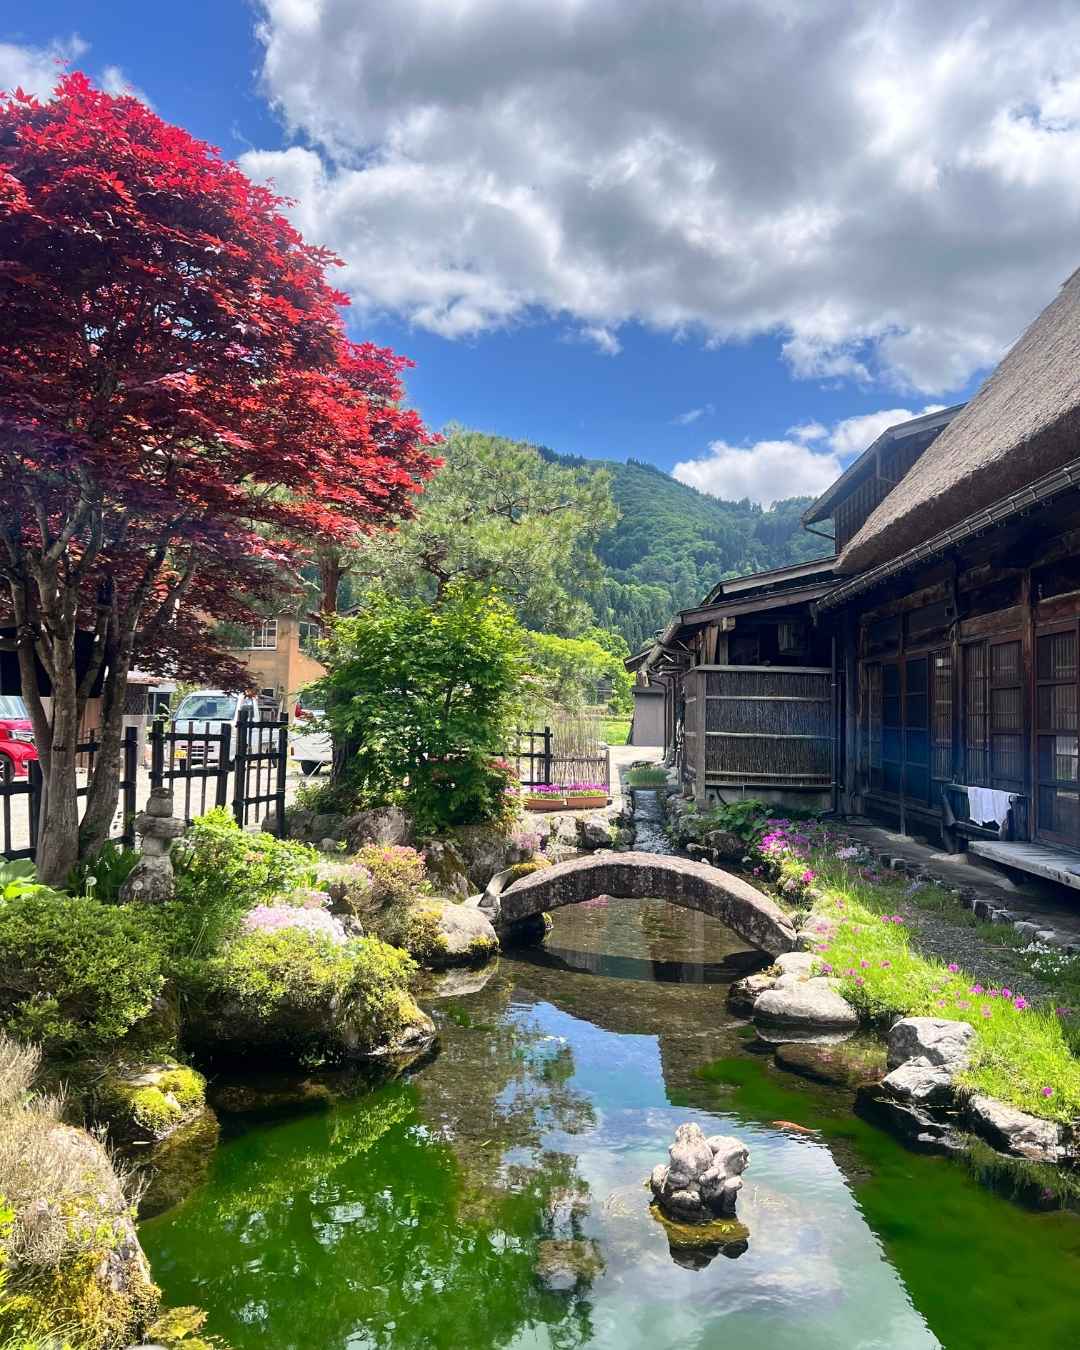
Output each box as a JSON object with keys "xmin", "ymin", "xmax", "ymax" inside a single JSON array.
[
  {"xmin": 649, "ymin": 1122, "xmax": 749, "ymax": 1223},
  {"xmin": 966, "ymin": 1095, "xmax": 1064, "ymax": 1163},
  {"xmin": 447, "ymin": 825, "xmax": 535, "ymax": 890},
  {"xmin": 0, "ymin": 1118, "xmax": 159, "ymax": 1344},
  {"xmin": 576, "ymin": 812, "xmax": 619, "ymax": 851},
  {"xmin": 774, "ymin": 1039, "xmax": 887, "ymax": 1090},
  {"xmin": 887, "ymin": 1017, "xmax": 975, "ymax": 1072},
  {"xmin": 396, "ymin": 898, "xmax": 499, "ymax": 967},
  {"xmin": 753, "ymin": 978, "xmax": 859, "ymax": 1030},
  {"xmin": 342, "ymin": 806, "xmax": 411, "ymax": 852}
]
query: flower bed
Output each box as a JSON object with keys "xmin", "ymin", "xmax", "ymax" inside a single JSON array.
[{"xmin": 753, "ymin": 818, "xmax": 1080, "ymax": 1124}]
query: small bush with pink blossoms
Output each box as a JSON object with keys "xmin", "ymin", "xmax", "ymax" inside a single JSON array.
[{"xmin": 355, "ymin": 845, "xmax": 431, "ymax": 907}]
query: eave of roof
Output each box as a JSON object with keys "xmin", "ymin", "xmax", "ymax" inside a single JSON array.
[
  {"xmin": 702, "ymin": 555, "xmax": 836, "ymax": 603},
  {"xmin": 802, "ymin": 403, "xmax": 965, "ymax": 525}
]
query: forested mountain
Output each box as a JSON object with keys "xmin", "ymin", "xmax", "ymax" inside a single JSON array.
[{"xmin": 540, "ymin": 451, "xmax": 832, "ymax": 651}]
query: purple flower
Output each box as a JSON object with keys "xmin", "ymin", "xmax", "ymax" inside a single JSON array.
[
  {"xmin": 1002, "ymin": 987, "xmax": 1012, "ymax": 999},
  {"xmin": 820, "ymin": 963, "xmax": 833, "ymax": 975},
  {"xmin": 860, "ymin": 959, "xmax": 870, "ymax": 969},
  {"xmin": 1042, "ymin": 1086, "xmax": 1054, "ymax": 1098},
  {"xmin": 855, "ymin": 976, "xmax": 865, "ymax": 986},
  {"xmin": 880, "ymin": 960, "xmax": 892, "ymax": 969},
  {"xmin": 947, "ymin": 963, "xmax": 959, "ymax": 974},
  {"xmin": 988, "ymin": 988, "xmax": 1000, "ymax": 998},
  {"xmin": 1013, "ymin": 996, "xmax": 1028, "ymax": 1011},
  {"xmin": 970, "ymin": 984, "xmax": 984, "ymax": 995}
]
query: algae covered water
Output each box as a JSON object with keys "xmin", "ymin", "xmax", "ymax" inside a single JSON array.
[{"xmin": 140, "ymin": 899, "xmax": 1080, "ymax": 1349}]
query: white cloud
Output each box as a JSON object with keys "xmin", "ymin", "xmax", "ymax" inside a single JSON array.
[
  {"xmin": 99, "ymin": 64, "xmax": 153, "ymax": 107},
  {"xmin": 574, "ymin": 324, "xmax": 622, "ymax": 357},
  {"xmin": 0, "ymin": 36, "xmax": 86, "ymax": 99},
  {"xmin": 0, "ymin": 39, "xmax": 151, "ymax": 107},
  {"xmin": 673, "ymin": 402, "xmax": 946, "ymax": 506},
  {"xmin": 788, "ymin": 421, "xmax": 827, "ymax": 443},
  {"xmin": 243, "ymin": 0, "xmax": 1080, "ymax": 394},
  {"xmin": 674, "ymin": 404, "xmax": 714, "ymax": 426},
  {"xmin": 674, "ymin": 439, "xmax": 845, "ymax": 507}
]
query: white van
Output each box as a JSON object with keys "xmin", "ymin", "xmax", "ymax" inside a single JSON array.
[{"xmin": 170, "ymin": 689, "xmax": 275, "ymax": 763}]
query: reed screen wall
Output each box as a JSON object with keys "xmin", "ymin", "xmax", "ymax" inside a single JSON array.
[{"xmin": 682, "ymin": 665, "xmax": 834, "ymax": 790}]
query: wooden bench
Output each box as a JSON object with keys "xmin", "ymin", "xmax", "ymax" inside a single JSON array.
[{"xmin": 941, "ymin": 784, "xmax": 1028, "ymax": 854}]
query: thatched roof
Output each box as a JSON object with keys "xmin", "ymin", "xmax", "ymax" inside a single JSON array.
[{"xmin": 839, "ymin": 267, "xmax": 1080, "ymax": 574}]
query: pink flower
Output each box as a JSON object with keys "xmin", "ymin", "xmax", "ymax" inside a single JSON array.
[
  {"xmin": 855, "ymin": 976, "xmax": 865, "ymax": 986},
  {"xmin": 947, "ymin": 963, "xmax": 959, "ymax": 974},
  {"xmin": 242, "ymin": 904, "xmax": 348, "ymax": 945},
  {"xmin": 1002, "ymin": 988, "xmax": 1012, "ymax": 999},
  {"xmin": 1042, "ymin": 1086, "xmax": 1054, "ymax": 1098},
  {"xmin": 860, "ymin": 959, "xmax": 870, "ymax": 969},
  {"xmin": 880, "ymin": 960, "xmax": 892, "ymax": 969},
  {"xmin": 980, "ymin": 1006, "xmax": 992, "ymax": 1018},
  {"xmin": 988, "ymin": 988, "xmax": 1000, "ymax": 998},
  {"xmin": 970, "ymin": 985, "xmax": 984, "ymax": 995},
  {"xmin": 802, "ymin": 869, "xmax": 816, "ymax": 884},
  {"xmin": 1013, "ymin": 996, "xmax": 1028, "ymax": 1011}
]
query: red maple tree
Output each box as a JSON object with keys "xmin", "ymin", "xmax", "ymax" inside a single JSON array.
[{"xmin": 0, "ymin": 74, "xmax": 439, "ymax": 881}]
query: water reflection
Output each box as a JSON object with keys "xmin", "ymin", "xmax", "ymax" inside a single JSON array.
[{"xmin": 141, "ymin": 897, "xmax": 1080, "ymax": 1350}]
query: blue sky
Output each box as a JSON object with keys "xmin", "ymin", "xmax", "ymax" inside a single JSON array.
[{"xmin": 6, "ymin": 2, "xmax": 1079, "ymax": 503}]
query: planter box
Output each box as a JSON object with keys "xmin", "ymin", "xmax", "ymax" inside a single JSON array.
[
  {"xmin": 522, "ymin": 796, "xmax": 568, "ymax": 812},
  {"xmin": 564, "ymin": 795, "xmax": 611, "ymax": 810}
]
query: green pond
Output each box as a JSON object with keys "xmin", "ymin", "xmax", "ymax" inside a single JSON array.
[{"xmin": 140, "ymin": 898, "xmax": 1080, "ymax": 1349}]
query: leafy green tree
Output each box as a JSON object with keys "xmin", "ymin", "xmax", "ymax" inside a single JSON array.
[
  {"xmin": 523, "ymin": 628, "xmax": 632, "ymax": 715},
  {"xmin": 322, "ymin": 427, "xmax": 617, "ymax": 635},
  {"xmin": 310, "ymin": 585, "xmax": 527, "ymax": 831}
]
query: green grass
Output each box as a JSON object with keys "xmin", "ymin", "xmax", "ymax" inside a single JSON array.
[
  {"xmin": 624, "ymin": 765, "xmax": 668, "ymax": 787},
  {"xmin": 602, "ymin": 718, "xmax": 630, "ymax": 746},
  {"xmin": 766, "ymin": 837, "xmax": 1080, "ymax": 1123}
]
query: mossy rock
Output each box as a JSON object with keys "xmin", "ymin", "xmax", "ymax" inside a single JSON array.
[
  {"xmin": 0, "ymin": 1121, "xmax": 160, "ymax": 1347},
  {"xmin": 96, "ymin": 1060, "xmax": 208, "ymax": 1144},
  {"xmin": 185, "ymin": 930, "xmax": 436, "ymax": 1067},
  {"xmin": 397, "ymin": 899, "xmax": 500, "ymax": 969}
]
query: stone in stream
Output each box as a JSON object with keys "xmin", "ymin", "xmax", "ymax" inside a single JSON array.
[
  {"xmin": 649, "ymin": 1122, "xmax": 749, "ymax": 1223},
  {"xmin": 881, "ymin": 1056, "xmax": 955, "ymax": 1107},
  {"xmin": 753, "ymin": 978, "xmax": 859, "ymax": 1030},
  {"xmin": 965, "ymin": 1096, "xmax": 1065, "ymax": 1163},
  {"xmin": 886, "ymin": 1017, "xmax": 974, "ymax": 1072}
]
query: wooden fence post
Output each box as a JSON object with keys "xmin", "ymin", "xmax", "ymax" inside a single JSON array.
[{"xmin": 121, "ymin": 726, "xmax": 138, "ymax": 845}]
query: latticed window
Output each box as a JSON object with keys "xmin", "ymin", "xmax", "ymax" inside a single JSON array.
[{"xmin": 248, "ymin": 619, "xmax": 278, "ymax": 650}]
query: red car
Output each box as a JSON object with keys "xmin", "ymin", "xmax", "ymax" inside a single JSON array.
[{"xmin": 0, "ymin": 695, "xmax": 37, "ymax": 782}]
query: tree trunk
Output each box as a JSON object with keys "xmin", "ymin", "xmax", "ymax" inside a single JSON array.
[
  {"xmin": 35, "ymin": 663, "xmax": 81, "ymax": 886},
  {"xmin": 319, "ymin": 550, "xmax": 344, "ymax": 615},
  {"xmin": 78, "ymin": 642, "xmax": 131, "ymax": 860}
]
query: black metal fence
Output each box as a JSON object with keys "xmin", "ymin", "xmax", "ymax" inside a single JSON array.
[
  {"xmin": 505, "ymin": 727, "xmax": 554, "ymax": 788},
  {"xmin": 0, "ymin": 709, "xmax": 289, "ymax": 865}
]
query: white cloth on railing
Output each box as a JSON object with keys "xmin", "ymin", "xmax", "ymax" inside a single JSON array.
[{"xmin": 964, "ymin": 786, "xmax": 1013, "ymax": 830}]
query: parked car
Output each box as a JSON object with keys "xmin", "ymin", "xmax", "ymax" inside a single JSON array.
[
  {"xmin": 290, "ymin": 693, "xmax": 332, "ymax": 775},
  {"xmin": 170, "ymin": 690, "xmax": 275, "ymax": 765},
  {"xmin": 0, "ymin": 695, "xmax": 37, "ymax": 782}
]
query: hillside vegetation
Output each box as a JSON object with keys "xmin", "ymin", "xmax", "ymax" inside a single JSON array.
[{"xmin": 541, "ymin": 451, "xmax": 831, "ymax": 650}]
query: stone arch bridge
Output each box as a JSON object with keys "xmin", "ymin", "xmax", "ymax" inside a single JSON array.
[{"xmin": 480, "ymin": 851, "xmax": 797, "ymax": 957}]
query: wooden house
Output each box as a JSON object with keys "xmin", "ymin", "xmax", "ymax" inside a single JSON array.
[{"xmin": 632, "ymin": 267, "xmax": 1080, "ymax": 882}]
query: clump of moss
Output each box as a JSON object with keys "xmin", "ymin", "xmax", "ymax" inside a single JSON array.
[
  {"xmin": 467, "ymin": 935, "xmax": 499, "ymax": 962},
  {"xmin": 400, "ymin": 907, "xmax": 450, "ymax": 965},
  {"xmin": 504, "ymin": 858, "xmax": 552, "ymax": 882},
  {"xmin": 98, "ymin": 1063, "xmax": 207, "ymax": 1143}
]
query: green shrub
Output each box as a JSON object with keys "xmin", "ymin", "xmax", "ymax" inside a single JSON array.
[
  {"xmin": 355, "ymin": 845, "xmax": 431, "ymax": 906},
  {"xmin": 67, "ymin": 841, "xmax": 140, "ymax": 905},
  {"xmin": 162, "ymin": 810, "xmax": 321, "ymax": 968},
  {"xmin": 0, "ymin": 891, "xmax": 164, "ymax": 1054},
  {"xmin": 308, "ymin": 585, "xmax": 529, "ymax": 832}
]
